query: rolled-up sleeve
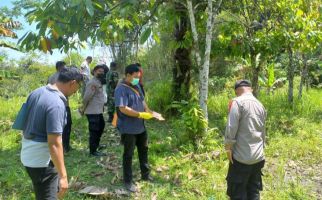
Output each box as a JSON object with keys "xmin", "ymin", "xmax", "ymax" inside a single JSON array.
[{"xmin": 224, "ymin": 101, "xmax": 240, "ymax": 145}]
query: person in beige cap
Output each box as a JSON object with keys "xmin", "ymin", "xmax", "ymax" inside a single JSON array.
[{"xmin": 225, "ymin": 80, "xmax": 267, "ymax": 200}]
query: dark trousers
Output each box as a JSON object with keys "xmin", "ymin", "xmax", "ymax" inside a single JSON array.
[
  {"xmin": 226, "ymin": 158, "xmax": 265, "ymax": 200},
  {"xmin": 62, "ymin": 106, "xmax": 72, "ymax": 151},
  {"xmin": 121, "ymin": 132, "xmax": 149, "ymax": 183},
  {"xmin": 86, "ymin": 114, "xmax": 105, "ymax": 153},
  {"xmin": 25, "ymin": 161, "xmax": 58, "ymax": 200}
]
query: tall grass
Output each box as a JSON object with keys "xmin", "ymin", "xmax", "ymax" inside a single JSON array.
[{"xmin": 145, "ymin": 80, "xmax": 174, "ymax": 116}]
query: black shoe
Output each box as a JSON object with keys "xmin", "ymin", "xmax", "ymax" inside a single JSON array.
[
  {"xmin": 90, "ymin": 151, "xmax": 107, "ymax": 157},
  {"xmin": 124, "ymin": 182, "xmax": 137, "ymax": 193},
  {"xmin": 142, "ymin": 175, "xmax": 153, "ymax": 182}
]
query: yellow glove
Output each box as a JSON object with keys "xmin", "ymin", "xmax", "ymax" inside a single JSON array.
[{"xmin": 138, "ymin": 112, "xmax": 153, "ymax": 120}]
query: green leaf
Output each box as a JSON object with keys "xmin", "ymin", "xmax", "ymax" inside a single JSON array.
[
  {"xmin": 267, "ymin": 63, "xmax": 275, "ymax": 87},
  {"xmin": 85, "ymin": 0, "xmax": 94, "ymax": 17},
  {"xmin": 70, "ymin": 0, "xmax": 81, "ymax": 7},
  {"xmin": 93, "ymin": 2, "xmax": 104, "ymax": 10},
  {"xmin": 153, "ymin": 32, "xmax": 160, "ymax": 44},
  {"xmin": 18, "ymin": 31, "xmax": 30, "ymax": 44},
  {"xmin": 139, "ymin": 27, "xmax": 151, "ymax": 44}
]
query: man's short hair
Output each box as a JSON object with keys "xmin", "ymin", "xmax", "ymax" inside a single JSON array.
[
  {"xmin": 55, "ymin": 61, "xmax": 66, "ymax": 71},
  {"xmin": 110, "ymin": 61, "xmax": 117, "ymax": 68},
  {"xmin": 125, "ymin": 64, "xmax": 140, "ymax": 75},
  {"xmin": 57, "ymin": 66, "xmax": 84, "ymax": 83},
  {"xmin": 234, "ymin": 80, "xmax": 252, "ymax": 89},
  {"xmin": 86, "ymin": 56, "xmax": 92, "ymax": 60}
]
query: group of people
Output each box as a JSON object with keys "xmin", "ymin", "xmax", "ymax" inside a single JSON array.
[{"xmin": 17, "ymin": 56, "xmax": 267, "ymax": 199}]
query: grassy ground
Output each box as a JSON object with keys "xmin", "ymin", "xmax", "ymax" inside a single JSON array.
[{"xmin": 0, "ymin": 88, "xmax": 321, "ymax": 200}]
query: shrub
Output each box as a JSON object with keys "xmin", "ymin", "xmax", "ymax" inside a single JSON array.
[{"xmin": 170, "ymin": 100, "xmax": 208, "ymax": 150}]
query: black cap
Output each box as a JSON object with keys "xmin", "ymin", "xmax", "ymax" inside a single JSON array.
[{"xmin": 234, "ymin": 80, "xmax": 252, "ymax": 89}]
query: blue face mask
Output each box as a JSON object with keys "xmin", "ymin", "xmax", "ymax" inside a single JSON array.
[{"xmin": 131, "ymin": 78, "xmax": 140, "ymax": 86}]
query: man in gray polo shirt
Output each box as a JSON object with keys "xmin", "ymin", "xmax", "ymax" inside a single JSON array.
[
  {"xmin": 20, "ymin": 67, "xmax": 83, "ymax": 200},
  {"xmin": 225, "ymin": 80, "xmax": 267, "ymax": 200}
]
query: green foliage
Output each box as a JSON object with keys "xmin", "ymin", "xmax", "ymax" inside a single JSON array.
[
  {"xmin": 308, "ymin": 59, "xmax": 322, "ymax": 87},
  {"xmin": 0, "ymin": 72, "xmax": 321, "ymax": 199},
  {"xmin": 208, "ymin": 76, "xmax": 229, "ymax": 93},
  {"xmin": 139, "ymin": 27, "xmax": 152, "ymax": 44},
  {"xmin": 63, "ymin": 51, "xmax": 83, "ymax": 66},
  {"xmin": 170, "ymin": 100, "xmax": 208, "ymax": 149},
  {"xmin": 145, "ymin": 80, "xmax": 173, "ymax": 116},
  {"xmin": 0, "ymin": 64, "xmax": 55, "ymax": 98}
]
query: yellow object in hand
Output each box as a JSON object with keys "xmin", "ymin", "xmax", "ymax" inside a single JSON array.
[{"xmin": 138, "ymin": 112, "xmax": 153, "ymax": 120}]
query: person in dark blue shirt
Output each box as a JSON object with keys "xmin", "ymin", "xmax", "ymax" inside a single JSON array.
[{"xmin": 114, "ymin": 64, "xmax": 154, "ymax": 192}]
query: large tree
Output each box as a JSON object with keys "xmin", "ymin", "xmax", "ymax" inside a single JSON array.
[{"xmin": 187, "ymin": 0, "xmax": 222, "ymax": 119}]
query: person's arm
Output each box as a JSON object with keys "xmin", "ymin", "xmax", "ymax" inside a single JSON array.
[
  {"xmin": 119, "ymin": 106, "xmax": 140, "ymax": 117},
  {"xmin": 263, "ymin": 108, "xmax": 267, "ymax": 148},
  {"xmin": 48, "ymin": 134, "xmax": 68, "ymax": 199},
  {"xmin": 80, "ymin": 62, "xmax": 85, "ymax": 71},
  {"xmin": 46, "ymin": 105, "xmax": 68, "ymax": 199},
  {"xmin": 105, "ymin": 72, "xmax": 110, "ymax": 94},
  {"xmin": 82, "ymin": 82, "xmax": 96, "ymax": 111},
  {"xmin": 224, "ymin": 100, "xmax": 240, "ymax": 163},
  {"xmin": 115, "ymin": 87, "xmax": 152, "ymax": 119}
]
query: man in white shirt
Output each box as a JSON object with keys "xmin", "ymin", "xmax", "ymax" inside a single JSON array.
[{"xmin": 80, "ymin": 56, "xmax": 92, "ymax": 96}]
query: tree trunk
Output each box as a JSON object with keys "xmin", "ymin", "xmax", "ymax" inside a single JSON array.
[
  {"xmin": 287, "ymin": 45, "xmax": 295, "ymax": 103},
  {"xmin": 298, "ymin": 54, "xmax": 308, "ymax": 99},
  {"xmin": 186, "ymin": 0, "xmax": 201, "ymax": 67},
  {"xmin": 250, "ymin": 48, "xmax": 259, "ymax": 97},
  {"xmin": 173, "ymin": 2, "xmax": 192, "ymax": 101},
  {"xmin": 198, "ymin": 0, "xmax": 215, "ymax": 120},
  {"xmin": 187, "ymin": 0, "xmax": 220, "ymax": 119}
]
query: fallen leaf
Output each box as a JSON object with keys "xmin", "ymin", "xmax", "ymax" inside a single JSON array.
[
  {"xmin": 164, "ymin": 175, "xmax": 170, "ymax": 180},
  {"xmin": 106, "ymin": 164, "xmax": 119, "ymax": 171},
  {"xmin": 114, "ymin": 188, "xmax": 128, "ymax": 196},
  {"xmin": 172, "ymin": 191, "xmax": 180, "ymax": 197},
  {"xmin": 111, "ymin": 173, "xmax": 120, "ymax": 184},
  {"xmin": 91, "ymin": 172, "xmax": 105, "ymax": 177},
  {"xmin": 211, "ymin": 151, "xmax": 221, "ymax": 159},
  {"xmin": 173, "ymin": 173, "xmax": 181, "ymax": 185},
  {"xmin": 151, "ymin": 192, "xmax": 157, "ymax": 200},
  {"xmin": 156, "ymin": 167, "xmax": 162, "ymax": 172},
  {"xmin": 78, "ymin": 186, "xmax": 109, "ymax": 195},
  {"xmin": 200, "ymin": 169, "xmax": 208, "ymax": 175},
  {"xmin": 187, "ymin": 170, "xmax": 193, "ymax": 180},
  {"xmin": 192, "ymin": 188, "xmax": 203, "ymax": 196}
]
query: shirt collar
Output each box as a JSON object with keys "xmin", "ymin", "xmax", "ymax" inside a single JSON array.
[
  {"xmin": 241, "ymin": 92, "xmax": 253, "ymax": 96},
  {"xmin": 46, "ymin": 84, "xmax": 67, "ymax": 103}
]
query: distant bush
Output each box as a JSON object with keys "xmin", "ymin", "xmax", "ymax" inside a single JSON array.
[{"xmin": 0, "ymin": 65, "xmax": 55, "ymax": 98}]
